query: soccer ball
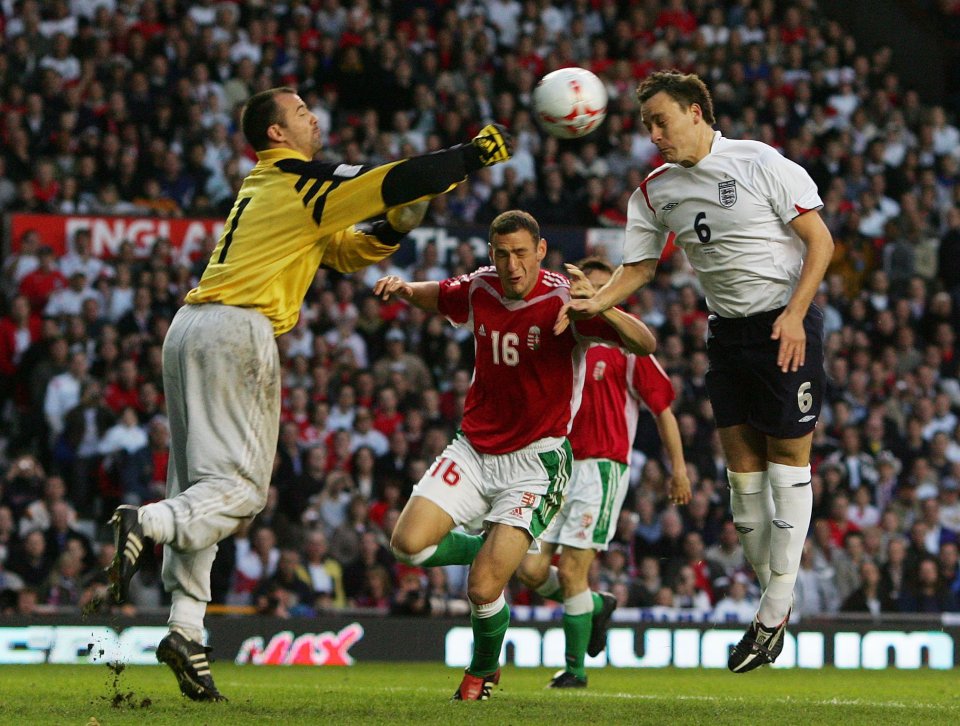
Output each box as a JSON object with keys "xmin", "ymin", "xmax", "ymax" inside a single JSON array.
[{"xmin": 533, "ymin": 67, "xmax": 608, "ymax": 139}]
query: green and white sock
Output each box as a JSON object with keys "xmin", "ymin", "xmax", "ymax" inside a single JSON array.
[
  {"xmin": 468, "ymin": 593, "xmax": 509, "ymax": 677},
  {"xmin": 562, "ymin": 589, "xmax": 594, "ymax": 679},
  {"xmin": 420, "ymin": 531, "xmax": 484, "ymax": 567}
]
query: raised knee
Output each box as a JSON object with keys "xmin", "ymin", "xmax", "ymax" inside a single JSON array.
[
  {"xmin": 389, "ymin": 530, "xmax": 415, "ymax": 562},
  {"xmin": 389, "ymin": 530, "xmax": 435, "ymax": 565}
]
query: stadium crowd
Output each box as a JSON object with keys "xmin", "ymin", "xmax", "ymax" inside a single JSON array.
[{"xmin": 1, "ymin": 0, "xmax": 960, "ymax": 622}]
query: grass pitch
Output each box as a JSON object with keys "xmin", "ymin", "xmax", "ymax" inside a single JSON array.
[{"xmin": 1, "ymin": 662, "xmax": 957, "ymax": 725}]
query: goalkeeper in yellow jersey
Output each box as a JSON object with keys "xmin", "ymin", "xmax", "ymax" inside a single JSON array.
[{"xmin": 104, "ymin": 86, "xmax": 513, "ymax": 702}]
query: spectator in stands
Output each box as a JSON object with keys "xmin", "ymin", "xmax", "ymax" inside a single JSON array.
[
  {"xmin": 43, "ymin": 550, "xmax": 84, "ymax": 608},
  {"xmin": 705, "ymin": 520, "xmax": 746, "ymax": 578},
  {"xmin": 230, "ymin": 525, "xmax": 279, "ymax": 607},
  {"xmin": 881, "ymin": 536, "xmax": 911, "ymax": 606},
  {"xmin": 0, "ymin": 296, "xmax": 42, "ymax": 400},
  {"xmin": 350, "ymin": 409, "xmax": 388, "ymax": 458},
  {"xmin": 19, "ymin": 246, "xmax": 66, "ymax": 314},
  {"xmin": 712, "ymin": 574, "xmax": 759, "ymax": 623},
  {"xmin": 352, "ymin": 564, "xmax": 393, "ymax": 611},
  {"xmin": 343, "ymin": 530, "xmax": 394, "ymax": 604},
  {"xmin": 899, "ymin": 556, "xmax": 959, "ymax": 612},
  {"xmin": 330, "ymin": 494, "xmax": 373, "ymax": 567},
  {"xmin": 390, "ymin": 567, "xmax": 431, "ymax": 616},
  {"xmin": 103, "ymin": 359, "xmax": 142, "ymax": 414},
  {"xmin": 672, "ymin": 565, "xmax": 712, "ymax": 611},
  {"xmin": 303, "ymin": 530, "xmax": 345, "ymax": 610},
  {"xmin": 59, "ymin": 229, "xmax": 104, "ymax": 282},
  {"xmin": 11, "ymin": 529, "xmax": 51, "ymax": 589},
  {"xmin": 841, "ymin": 560, "xmax": 892, "ymax": 615},
  {"xmin": 795, "ymin": 539, "xmax": 838, "ymax": 616},
  {"xmin": 253, "ymin": 549, "xmax": 315, "ymax": 618},
  {"xmin": 281, "ymin": 445, "xmax": 327, "ymax": 525}
]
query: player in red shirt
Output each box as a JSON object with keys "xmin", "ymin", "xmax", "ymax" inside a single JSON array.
[
  {"xmin": 374, "ymin": 211, "xmax": 655, "ymax": 701},
  {"xmin": 518, "ymin": 259, "xmax": 690, "ymax": 688}
]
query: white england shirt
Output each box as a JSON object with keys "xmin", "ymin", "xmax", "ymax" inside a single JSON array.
[{"xmin": 624, "ymin": 131, "xmax": 823, "ymax": 318}]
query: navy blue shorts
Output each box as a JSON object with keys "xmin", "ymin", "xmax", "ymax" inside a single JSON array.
[{"xmin": 705, "ymin": 304, "xmax": 825, "ymax": 440}]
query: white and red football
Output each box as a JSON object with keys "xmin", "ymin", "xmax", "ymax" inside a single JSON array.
[{"xmin": 533, "ymin": 67, "xmax": 608, "ymax": 139}]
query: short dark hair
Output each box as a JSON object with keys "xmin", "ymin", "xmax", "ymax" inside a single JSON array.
[
  {"xmin": 637, "ymin": 71, "xmax": 715, "ymax": 125},
  {"xmin": 488, "ymin": 209, "xmax": 540, "ymax": 244},
  {"xmin": 241, "ymin": 86, "xmax": 297, "ymax": 151},
  {"xmin": 576, "ymin": 257, "xmax": 614, "ymax": 276}
]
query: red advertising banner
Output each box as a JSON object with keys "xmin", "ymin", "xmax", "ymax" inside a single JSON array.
[{"xmin": 8, "ymin": 213, "xmax": 225, "ymax": 259}]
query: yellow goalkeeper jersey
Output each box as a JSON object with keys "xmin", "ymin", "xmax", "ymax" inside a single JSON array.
[{"xmin": 185, "ymin": 146, "xmax": 465, "ymax": 336}]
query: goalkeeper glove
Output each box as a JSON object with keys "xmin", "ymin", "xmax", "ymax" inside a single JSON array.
[{"xmin": 470, "ymin": 123, "xmax": 513, "ymax": 167}]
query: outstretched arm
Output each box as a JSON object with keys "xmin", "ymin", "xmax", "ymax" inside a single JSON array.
[
  {"xmin": 554, "ymin": 259, "xmax": 658, "ymax": 334},
  {"xmin": 275, "ymin": 124, "xmax": 513, "ymax": 239},
  {"xmin": 373, "ymin": 275, "xmax": 441, "ymax": 314},
  {"xmin": 565, "ymin": 264, "xmax": 656, "ymax": 355},
  {"xmin": 596, "ymin": 305, "xmax": 656, "ymax": 356}
]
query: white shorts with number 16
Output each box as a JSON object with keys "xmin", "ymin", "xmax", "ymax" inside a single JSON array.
[{"xmin": 411, "ymin": 433, "xmax": 570, "ymax": 542}]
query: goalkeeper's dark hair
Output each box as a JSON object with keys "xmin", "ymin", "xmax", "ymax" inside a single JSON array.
[
  {"xmin": 489, "ymin": 210, "xmax": 540, "ymax": 245},
  {"xmin": 637, "ymin": 71, "xmax": 715, "ymax": 125},
  {"xmin": 242, "ymin": 86, "xmax": 297, "ymax": 151},
  {"xmin": 576, "ymin": 257, "xmax": 614, "ymax": 276}
]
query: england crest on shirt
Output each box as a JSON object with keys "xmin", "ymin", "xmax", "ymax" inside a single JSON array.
[
  {"xmin": 718, "ymin": 179, "xmax": 737, "ymax": 208},
  {"xmin": 526, "ymin": 325, "xmax": 541, "ymax": 350}
]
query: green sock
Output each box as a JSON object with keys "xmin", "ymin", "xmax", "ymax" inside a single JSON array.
[
  {"xmin": 563, "ymin": 611, "xmax": 592, "ymax": 679},
  {"xmin": 422, "ymin": 531, "xmax": 484, "ymax": 567},
  {"xmin": 591, "ymin": 591, "xmax": 603, "ymax": 613},
  {"xmin": 468, "ymin": 602, "xmax": 510, "ymax": 676}
]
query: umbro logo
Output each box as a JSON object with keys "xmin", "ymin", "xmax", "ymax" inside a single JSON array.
[
  {"xmin": 735, "ymin": 525, "xmax": 754, "ymax": 534},
  {"xmin": 772, "ymin": 519, "xmax": 793, "ymax": 529},
  {"xmin": 662, "ymin": 202, "xmax": 679, "ymax": 211},
  {"xmin": 798, "ymin": 415, "xmax": 816, "ymax": 423}
]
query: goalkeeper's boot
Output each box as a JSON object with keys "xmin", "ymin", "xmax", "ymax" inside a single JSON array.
[
  {"xmin": 727, "ymin": 608, "xmax": 790, "ymax": 673},
  {"xmin": 451, "ymin": 668, "xmax": 500, "ymax": 700},
  {"xmin": 106, "ymin": 505, "xmax": 152, "ymax": 604},
  {"xmin": 547, "ymin": 670, "xmax": 587, "ymax": 689},
  {"xmin": 586, "ymin": 591, "xmax": 617, "ymax": 657},
  {"xmin": 471, "ymin": 124, "xmax": 513, "ymax": 166},
  {"xmin": 156, "ymin": 631, "xmax": 227, "ymax": 702}
]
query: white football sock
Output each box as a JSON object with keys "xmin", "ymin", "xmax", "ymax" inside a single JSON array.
[
  {"xmin": 139, "ymin": 502, "xmax": 176, "ymax": 544},
  {"xmin": 728, "ymin": 470, "xmax": 773, "ymax": 590},
  {"xmin": 168, "ymin": 592, "xmax": 207, "ymax": 643},
  {"xmin": 758, "ymin": 462, "xmax": 812, "ymax": 626}
]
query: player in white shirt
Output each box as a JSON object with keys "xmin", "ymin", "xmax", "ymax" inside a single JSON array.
[{"xmin": 556, "ymin": 71, "xmax": 834, "ymax": 674}]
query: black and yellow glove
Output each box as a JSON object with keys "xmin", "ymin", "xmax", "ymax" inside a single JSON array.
[{"xmin": 470, "ymin": 123, "xmax": 513, "ymax": 167}]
